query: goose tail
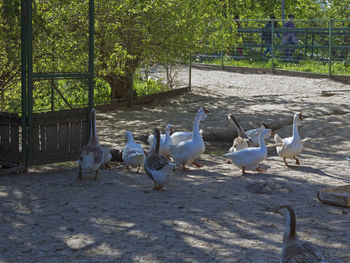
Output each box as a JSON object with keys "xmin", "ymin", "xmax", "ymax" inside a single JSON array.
[
  {"xmin": 274, "ymin": 133, "xmax": 283, "ymax": 144},
  {"xmin": 227, "ymin": 114, "xmax": 247, "ymax": 138}
]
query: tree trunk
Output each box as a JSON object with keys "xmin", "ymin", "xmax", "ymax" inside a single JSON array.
[
  {"xmin": 104, "ymin": 71, "xmax": 136, "ymax": 100},
  {"xmin": 103, "ymin": 60, "xmax": 139, "ymax": 100}
]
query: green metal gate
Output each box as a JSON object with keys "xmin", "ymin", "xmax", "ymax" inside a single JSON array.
[{"xmin": 19, "ymin": 0, "xmax": 95, "ymax": 167}]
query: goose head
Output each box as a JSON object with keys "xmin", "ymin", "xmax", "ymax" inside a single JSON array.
[
  {"xmin": 261, "ymin": 122, "xmax": 276, "ymax": 135},
  {"xmin": 165, "ymin": 124, "xmax": 174, "ymax": 134},
  {"xmin": 293, "ymin": 112, "xmax": 303, "ymax": 125},
  {"xmin": 274, "ymin": 204, "xmax": 297, "ymax": 240},
  {"xmin": 197, "ymin": 107, "xmax": 209, "ymax": 121},
  {"xmin": 124, "ymin": 131, "xmax": 134, "ymax": 142},
  {"xmin": 274, "ymin": 204, "xmax": 293, "ymax": 217},
  {"xmin": 163, "ymin": 163, "xmax": 177, "ymax": 173},
  {"xmin": 260, "ymin": 128, "xmax": 272, "ymax": 140}
]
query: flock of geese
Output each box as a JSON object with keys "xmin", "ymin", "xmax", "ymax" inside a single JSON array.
[{"xmin": 77, "ymin": 108, "xmax": 329, "ymax": 263}]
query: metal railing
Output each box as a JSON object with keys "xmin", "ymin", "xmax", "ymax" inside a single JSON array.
[{"xmin": 195, "ymin": 19, "xmax": 350, "ymax": 77}]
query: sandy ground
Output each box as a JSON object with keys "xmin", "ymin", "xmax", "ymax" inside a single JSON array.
[{"xmin": 1, "ymin": 68, "xmax": 350, "ymax": 263}]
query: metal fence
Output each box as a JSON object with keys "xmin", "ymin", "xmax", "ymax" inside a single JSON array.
[
  {"xmin": 195, "ymin": 19, "xmax": 350, "ymax": 77},
  {"xmin": 0, "ymin": 0, "xmax": 191, "ymax": 169}
]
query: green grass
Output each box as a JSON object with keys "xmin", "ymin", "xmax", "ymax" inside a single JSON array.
[{"xmin": 198, "ymin": 56, "xmax": 350, "ymax": 76}]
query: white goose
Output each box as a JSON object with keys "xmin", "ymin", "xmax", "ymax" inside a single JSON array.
[
  {"xmin": 101, "ymin": 145, "xmax": 112, "ymax": 169},
  {"xmin": 169, "ymin": 107, "xmax": 209, "ymax": 170},
  {"xmin": 77, "ymin": 108, "xmax": 104, "ymax": 180},
  {"xmin": 227, "ymin": 114, "xmax": 267, "ymax": 147},
  {"xmin": 171, "ymin": 129, "xmax": 204, "ymax": 145},
  {"xmin": 274, "ymin": 112, "xmax": 303, "ymax": 167},
  {"xmin": 147, "ymin": 124, "xmax": 174, "ymax": 157},
  {"xmin": 274, "ymin": 205, "xmax": 328, "ymax": 263},
  {"xmin": 228, "ymin": 136, "xmax": 249, "ymax": 153},
  {"xmin": 122, "ymin": 131, "xmax": 146, "ymax": 173},
  {"xmin": 224, "ymin": 129, "xmax": 271, "ymax": 174},
  {"xmin": 144, "ymin": 128, "xmax": 176, "ymax": 190}
]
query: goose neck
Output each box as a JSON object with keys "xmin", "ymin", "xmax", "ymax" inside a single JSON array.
[
  {"xmin": 165, "ymin": 127, "xmax": 171, "ymax": 142},
  {"xmin": 127, "ymin": 132, "xmax": 134, "ymax": 143},
  {"xmin": 283, "ymin": 207, "xmax": 297, "ymax": 241},
  {"xmin": 258, "ymin": 132, "xmax": 267, "ymax": 149},
  {"xmin": 292, "ymin": 120, "xmax": 300, "ymax": 140},
  {"xmin": 90, "ymin": 113, "xmax": 99, "ymax": 145},
  {"xmin": 192, "ymin": 116, "xmax": 201, "ymax": 139}
]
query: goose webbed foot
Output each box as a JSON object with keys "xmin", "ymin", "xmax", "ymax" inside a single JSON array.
[
  {"xmin": 256, "ymin": 167, "xmax": 265, "ymax": 173},
  {"xmin": 103, "ymin": 163, "xmax": 112, "ymax": 169},
  {"xmin": 294, "ymin": 156, "xmax": 300, "ymax": 165},
  {"xmin": 192, "ymin": 161, "xmax": 203, "ymax": 168},
  {"xmin": 182, "ymin": 164, "xmax": 190, "ymax": 171},
  {"xmin": 92, "ymin": 170, "xmax": 98, "ymax": 180},
  {"xmin": 283, "ymin": 158, "xmax": 290, "ymax": 167},
  {"xmin": 78, "ymin": 166, "xmax": 82, "ymax": 180},
  {"xmin": 153, "ymin": 182, "xmax": 163, "ymax": 190}
]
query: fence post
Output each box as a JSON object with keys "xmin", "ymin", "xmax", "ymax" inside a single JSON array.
[
  {"xmin": 27, "ymin": 0, "xmax": 33, "ymax": 165},
  {"xmin": 271, "ymin": 19, "xmax": 275, "ymax": 71},
  {"xmin": 189, "ymin": 54, "xmax": 192, "ymax": 91},
  {"xmin": 329, "ymin": 19, "xmax": 332, "ymax": 77},
  {"xmin": 304, "ymin": 28, "xmax": 308, "ymax": 59},
  {"xmin": 88, "ymin": 0, "xmax": 95, "ymax": 110},
  {"xmin": 21, "ymin": 0, "xmax": 28, "ymax": 167},
  {"xmin": 220, "ymin": 50, "xmax": 224, "ymax": 69}
]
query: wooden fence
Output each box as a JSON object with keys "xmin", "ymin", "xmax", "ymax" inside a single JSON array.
[
  {"xmin": 0, "ymin": 108, "xmax": 89, "ymax": 167},
  {"xmin": 0, "ymin": 112, "xmax": 21, "ymax": 166},
  {"xmin": 30, "ymin": 108, "xmax": 89, "ymax": 165}
]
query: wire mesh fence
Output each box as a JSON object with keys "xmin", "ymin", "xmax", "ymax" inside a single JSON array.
[
  {"xmin": 2, "ymin": 1, "xmax": 350, "ymax": 167},
  {"xmin": 195, "ymin": 19, "xmax": 350, "ymax": 76}
]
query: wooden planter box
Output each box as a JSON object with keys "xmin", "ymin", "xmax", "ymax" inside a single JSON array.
[{"xmin": 317, "ymin": 185, "xmax": 350, "ymax": 207}]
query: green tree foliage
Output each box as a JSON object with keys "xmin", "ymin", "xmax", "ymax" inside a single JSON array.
[
  {"xmin": 0, "ymin": 0, "xmax": 21, "ymax": 111},
  {"xmin": 0, "ymin": 0, "xmax": 349, "ymax": 111}
]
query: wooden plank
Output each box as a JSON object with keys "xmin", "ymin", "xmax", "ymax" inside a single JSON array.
[
  {"xmin": 0, "ymin": 166, "xmax": 25, "ymax": 175},
  {"xmin": 70, "ymin": 121, "xmax": 82, "ymax": 153},
  {"xmin": 58, "ymin": 122, "xmax": 69, "ymax": 153},
  {"xmin": 32, "ymin": 125, "xmax": 40, "ymax": 154},
  {"xmin": 0, "ymin": 113, "xmax": 21, "ymax": 163},
  {"xmin": 30, "ymin": 153, "xmax": 80, "ymax": 165},
  {"xmin": 0, "ymin": 161, "xmax": 21, "ymax": 167},
  {"xmin": 0, "ymin": 124, "xmax": 9, "ymax": 149},
  {"xmin": 32, "ymin": 108, "xmax": 88, "ymax": 125},
  {"xmin": 29, "ymin": 109, "xmax": 89, "ymax": 165},
  {"xmin": 8, "ymin": 124, "xmax": 20, "ymax": 163},
  {"xmin": 81, "ymin": 120, "xmax": 89, "ymax": 147},
  {"xmin": 46, "ymin": 123, "xmax": 58, "ymax": 153},
  {"xmin": 0, "ymin": 112, "xmax": 21, "ymax": 125},
  {"xmin": 40, "ymin": 125, "xmax": 46, "ymax": 152},
  {"xmin": 10, "ymin": 124, "xmax": 19, "ymax": 151}
]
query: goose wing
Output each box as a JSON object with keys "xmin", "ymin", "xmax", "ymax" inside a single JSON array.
[
  {"xmin": 283, "ymin": 241, "xmax": 326, "ymax": 263},
  {"xmin": 246, "ymin": 126, "xmax": 264, "ymax": 139},
  {"xmin": 145, "ymin": 154, "xmax": 170, "ymax": 171},
  {"xmin": 227, "ymin": 114, "xmax": 248, "ymax": 139},
  {"xmin": 83, "ymin": 144, "xmax": 104, "ymax": 164},
  {"xmin": 144, "ymin": 154, "xmax": 170, "ymax": 181}
]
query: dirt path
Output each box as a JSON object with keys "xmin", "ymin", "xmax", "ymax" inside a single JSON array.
[{"xmin": 1, "ymin": 68, "xmax": 349, "ymax": 262}]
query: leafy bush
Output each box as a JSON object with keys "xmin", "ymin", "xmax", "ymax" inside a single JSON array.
[{"xmin": 133, "ymin": 75, "xmax": 169, "ymax": 96}]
